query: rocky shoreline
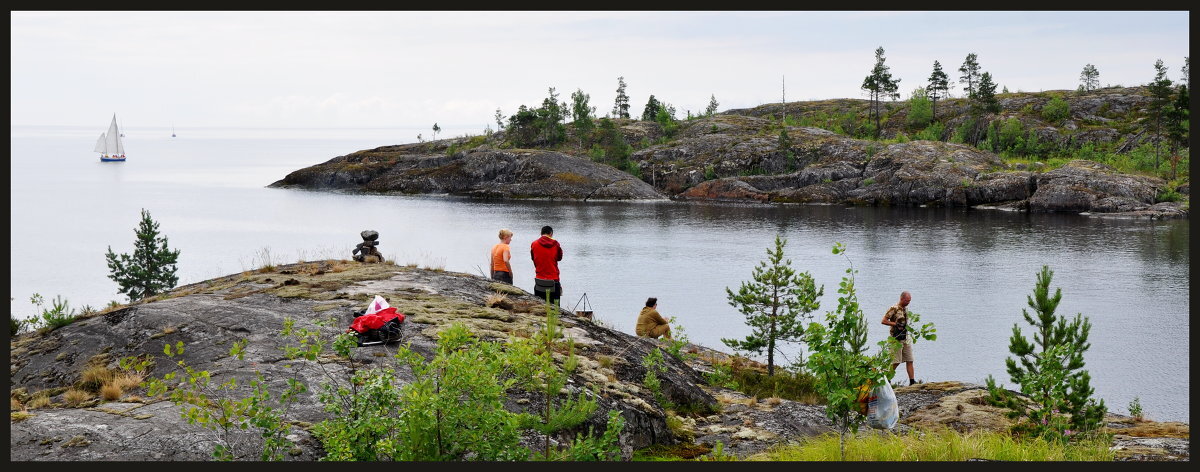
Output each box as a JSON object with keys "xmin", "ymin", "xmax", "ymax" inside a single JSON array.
[
  {"xmin": 9, "ymin": 261, "xmax": 1189, "ymax": 461},
  {"xmin": 270, "ymin": 87, "xmax": 1187, "ymax": 219}
]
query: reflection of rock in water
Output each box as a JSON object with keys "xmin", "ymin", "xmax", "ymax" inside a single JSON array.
[{"xmin": 353, "ymin": 229, "xmax": 382, "ymax": 262}]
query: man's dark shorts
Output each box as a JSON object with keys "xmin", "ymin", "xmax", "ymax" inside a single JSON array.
[
  {"xmin": 534, "ymin": 279, "xmax": 562, "ymax": 306},
  {"xmin": 492, "ymin": 271, "xmax": 513, "ymax": 284}
]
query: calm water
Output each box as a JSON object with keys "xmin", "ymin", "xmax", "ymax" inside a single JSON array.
[{"xmin": 9, "ymin": 125, "xmax": 1190, "ymax": 422}]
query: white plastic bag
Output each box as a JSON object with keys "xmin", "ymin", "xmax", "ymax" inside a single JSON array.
[
  {"xmin": 866, "ymin": 381, "xmax": 898, "ymax": 429},
  {"xmin": 365, "ymin": 295, "xmax": 390, "ymax": 315}
]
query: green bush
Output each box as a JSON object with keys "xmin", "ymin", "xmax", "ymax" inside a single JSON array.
[
  {"xmin": 28, "ymin": 293, "xmax": 77, "ymax": 331},
  {"xmin": 1041, "ymin": 97, "xmax": 1070, "ymax": 125},
  {"xmin": 907, "ymin": 90, "xmax": 933, "ymax": 129},
  {"xmin": 915, "ymin": 122, "xmax": 945, "ymax": 141}
]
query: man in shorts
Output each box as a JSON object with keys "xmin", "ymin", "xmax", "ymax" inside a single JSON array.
[{"xmin": 881, "ymin": 291, "xmax": 916, "ymax": 386}]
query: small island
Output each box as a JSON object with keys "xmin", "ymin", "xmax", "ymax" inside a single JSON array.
[{"xmin": 271, "ymin": 86, "xmax": 1187, "ymax": 219}]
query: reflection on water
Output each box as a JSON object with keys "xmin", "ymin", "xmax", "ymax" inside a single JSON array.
[{"xmin": 9, "ymin": 127, "xmax": 1189, "ymax": 422}]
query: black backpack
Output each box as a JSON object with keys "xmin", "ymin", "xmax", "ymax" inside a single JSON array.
[{"xmin": 353, "ymin": 309, "xmax": 405, "ymax": 347}]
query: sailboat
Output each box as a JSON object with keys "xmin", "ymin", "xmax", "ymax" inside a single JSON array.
[{"xmin": 93, "ymin": 114, "xmax": 127, "ymax": 162}]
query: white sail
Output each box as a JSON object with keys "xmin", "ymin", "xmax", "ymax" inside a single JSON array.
[
  {"xmin": 105, "ymin": 114, "xmax": 124, "ymax": 155},
  {"xmin": 93, "ymin": 133, "xmax": 108, "ymax": 153}
]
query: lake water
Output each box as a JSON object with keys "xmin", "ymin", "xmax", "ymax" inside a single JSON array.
[{"xmin": 9, "ymin": 125, "xmax": 1190, "ymax": 423}]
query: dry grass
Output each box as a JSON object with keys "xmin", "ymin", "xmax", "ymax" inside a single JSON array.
[
  {"xmin": 63, "ymin": 389, "xmax": 93, "ymax": 406},
  {"xmin": 901, "ymin": 388, "xmax": 1016, "ymax": 433},
  {"xmin": 11, "ymin": 411, "xmax": 34, "ymax": 422},
  {"xmin": 80, "ymin": 365, "xmax": 115, "ymax": 391},
  {"xmin": 11, "ymin": 397, "xmax": 23, "ymax": 410},
  {"xmin": 596, "ymin": 355, "xmax": 615, "ymax": 369},
  {"xmin": 26, "ymin": 392, "xmax": 51, "ymax": 409},
  {"xmin": 1106, "ymin": 420, "xmax": 1190, "ymax": 439},
  {"xmin": 765, "ymin": 396, "xmax": 783, "ymax": 406},
  {"xmin": 99, "ymin": 383, "xmax": 123, "ymax": 401}
]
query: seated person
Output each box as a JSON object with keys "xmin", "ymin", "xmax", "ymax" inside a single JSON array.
[{"xmin": 635, "ymin": 297, "xmax": 672, "ymax": 340}]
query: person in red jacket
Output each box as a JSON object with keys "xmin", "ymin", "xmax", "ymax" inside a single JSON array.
[{"xmin": 530, "ymin": 225, "xmax": 563, "ymax": 306}]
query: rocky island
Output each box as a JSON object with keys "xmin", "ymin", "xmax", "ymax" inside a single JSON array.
[
  {"xmin": 271, "ymin": 86, "xmax": 1187, "ymax": 219},
  {"xmin": 9, "ymin": 260, "xmax": 1189, "ymax": 461}
]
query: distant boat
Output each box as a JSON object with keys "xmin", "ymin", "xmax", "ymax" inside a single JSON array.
[
  {"xmin": 171, "ymin": 124, "xmax": 176, "ymax": 138},
  {"xmin": 93, "ymin": 114, "xmax": 126, "ymax": 162}
]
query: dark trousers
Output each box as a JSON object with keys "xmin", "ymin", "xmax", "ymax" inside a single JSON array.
[
  {"xmin": 491, "ymin": 270, "xmax": 513, "ymax": 284},
  {"xmin": 534, "ymin": 279, "xmax": 562, "ymax": 306}
]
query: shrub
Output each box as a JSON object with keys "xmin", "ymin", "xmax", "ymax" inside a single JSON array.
[
  {"xmin": 28, "ymin": 293, "xmax": 78, "ymax": 331},
  {"xmin": 1128, "ymin": 397, "xmax": 1144, "ymax": 421},
  {"xmin": 914, "ymin": 123, "xmax": 945, "ymax": 141},
  {"xmin": 907, "ymin": 89, "xmax": 933, "ymax": 129},
  {"xmin": 1156, "ymin": 186, "xmax": 1181, "ymax": 202},
  {"xmin": 1042, "ymin": 97, "xmax": 1070, "ymax": 124}
]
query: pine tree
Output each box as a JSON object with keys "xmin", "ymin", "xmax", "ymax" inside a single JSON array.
[
  {"xmin": 861, "ymin": 46, "xmax": 901, "ymax": 139},
  {"xmin": 612, "ymin": 76, "xmax": 630, "ymax": 119},
  {"xmin": 1079, "ymin": 64, "xmax": 1100, "ymax": 92},
  {"xmin": 641, "ymin": 95, "xmax": 663, "ymax": 121},
  {"xmin": 927, "ymin": 60, "xmax": 950, "ymax": 121},
  {"xmin": 974, "ymin": 71, "xmax": 1000, "ymax": 114},
  {"xmin": 985, "ymin": 266, "xmax": 1106, "ymax": 441},
  {"xmin": 105, "ymin": 209, "xmax": 181, "ymax": 302},
  {"xmin": 1148, "ymin": 59, "xmax": 1174, "ymax": 175},
  {"xmin": 431, "ymin": 122, "xmax": 440, "ymax": 140},
  {"xmin": 959, "ymin": 53, "xmax": 981, "ymax": 99},
  {"xmin": 494, "ymin": 108, "xmax": 505, "ymax": 132},
  {"xmin": 721, "ymin": 235, "xmax": 823, "ymax": 376},
  {"xmin": 1165, "ymin": 82, "xmax": 1189, "ymax": 180},
  {"xmin": 705, "ymin": 94, "xmax": 719, "ymax": 116}
]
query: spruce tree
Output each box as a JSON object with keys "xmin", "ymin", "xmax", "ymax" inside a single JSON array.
[
  {"xmin": 861, "ymin": 46, "xmax": 901, "ymax": 139},
  {"xmin": 974, "ymin": 71, "xmax": 1000, "ymax": 114},
  {"xmin": 721, "ymin": 234, "xmax": 823, "ymax": 375},
  {"xmin": 927, "ymin": 60, "xmax": 950, "ymax": 121},
  {"xmin": 959, "ymin": 53, "xmax": 981, "ymax": 99},
  {"xmin": 985, "ymin": 265, "xmax": 1107, "ymax": 441},
  {"xmin": 705, "ymin": 94, "xmax": 719, "ymax": 116},
  {"xmin": 105, "ymin": 209, "xmax": 181, "ymax": 302},
  {"xmin": 641, "ymin": 95, "xmax": 663, "ymax": 121},
  {"xmin": 612, "ymin": 76, "xmax": 630, "ymax": 119},
  {"xmin": 1147, "ymin": 59, "xmax": 1174, "ymax": 174}
]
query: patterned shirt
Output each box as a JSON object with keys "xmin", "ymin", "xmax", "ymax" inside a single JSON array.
[{"xmin": 885, "ymin": 303, "xmax": 910, "ymax": 344}]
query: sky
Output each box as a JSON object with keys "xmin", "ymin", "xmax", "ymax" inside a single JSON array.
[{"xmin": 9, "ymin": 11, "xmax": 1190, "ymax": 134}]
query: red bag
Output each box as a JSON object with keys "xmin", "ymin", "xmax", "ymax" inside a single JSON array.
[{"xmin": 350, "ymin": 307, "xmax": 405, "ymax": 333}]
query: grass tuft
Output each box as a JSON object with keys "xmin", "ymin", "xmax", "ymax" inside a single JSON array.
[
  {"xmin": 63, "ymin": 389, "xmax": 93, "ymax": 406},
  {"xmin": 754, "ymin": 429, "xmax": 1114, "ymax": 461}
]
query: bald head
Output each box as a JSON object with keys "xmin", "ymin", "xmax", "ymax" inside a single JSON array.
[{"xmin": 900, "ymin": 291, "xmax": 911, "ymax": 306}]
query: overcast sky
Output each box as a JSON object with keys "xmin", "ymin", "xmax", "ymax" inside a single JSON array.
[{"xmin": 10, "ymin": 11, "xmax": 1190, "ymax": 132}]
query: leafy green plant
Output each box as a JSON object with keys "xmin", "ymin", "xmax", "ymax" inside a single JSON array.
[
  {"xmin": 641, "ymin": 348, "xmax": 671, "ymax": 410},
  {"xmin": 722, "ymin": 235, "xmax": 823, "ymax": 376},
  {"xmin": 907, "ymin": 87, "xmax": 933, "ymax": 129},
  {"xmin": 985, "ymin": 265, "xmax": 1107, "ymax": 442},
  {"xmin": 1128, "ymin": 397, "xmax": 1144, "ymax": 420},
  {"xmin": 803, "ymin": 243, "xmax": 896, "ymax": 459},
  {"xmin": 862, "ymin": 178, "xmax": 876, "ymax": 186},
  {"xmin": 27, "ymin": 293, "xmax": 77, "ymax": 331},
  {"xmin": 145, "ymin": 339, "xmax": 305, "ymax": 460},
  {"xmin": 1041, "ymin": 97, "xmax": 1070, "ymax": 124},
  {"xmin": 105, "ymin": 209, "xmax": 181, "ymax": 302},
  {"xmin": 663, "ymin": 316, "xmax": 693, "ymax": 361},
  {"xmin": 704, "ymin": 165, "xmax": 717, "ymax": 180},
  {"xmin": 1156, "ymin": 186, "xmax": 1182, "ymax": 202}
]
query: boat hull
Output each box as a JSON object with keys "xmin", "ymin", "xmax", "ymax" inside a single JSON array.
[{"xmin": 100, "ymin": 156, "xmax": 126, "ymax": 162}]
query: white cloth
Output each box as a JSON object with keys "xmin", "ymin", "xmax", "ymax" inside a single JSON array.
[{"xmin": 365, "ymin": 295, "xmax": 390, "ymax": 315}]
